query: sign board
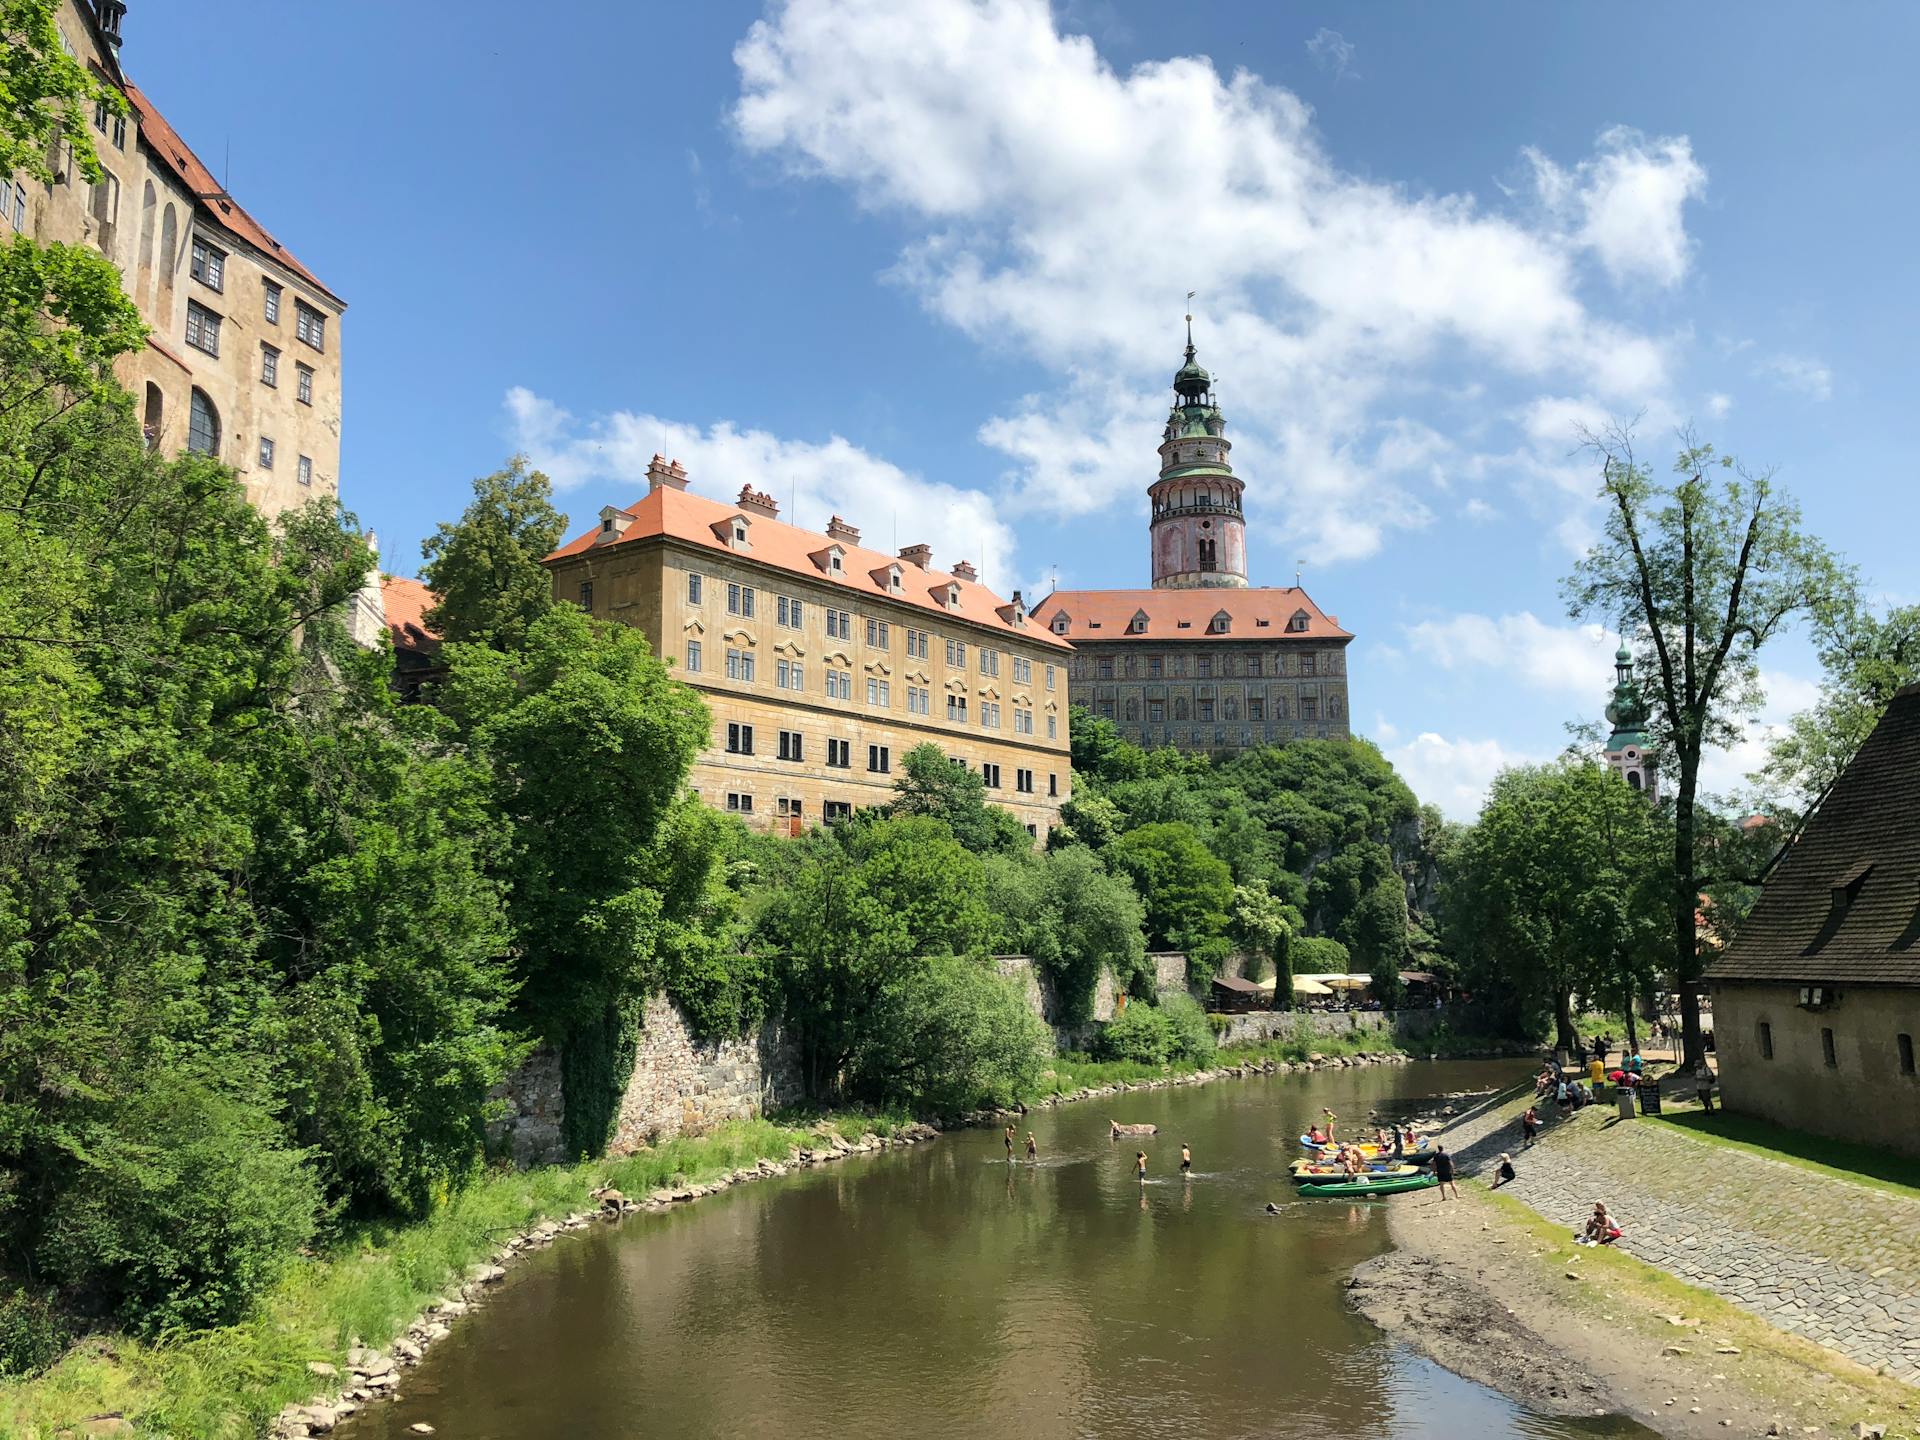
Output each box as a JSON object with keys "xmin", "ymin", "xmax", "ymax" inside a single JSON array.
[{"xmin": 1637, "ymin": 1083, "xmax": 1663, "ymax": 1116}]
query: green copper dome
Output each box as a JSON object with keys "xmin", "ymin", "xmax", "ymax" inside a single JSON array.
[{"xmin": 1174, "ymin": 354, "xmax": 1210, "ymax": 399}]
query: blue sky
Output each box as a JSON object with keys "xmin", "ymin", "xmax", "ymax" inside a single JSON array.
[{"xmin": 127, "ymin": 2, "xmax": 1919, "ymax": 818}]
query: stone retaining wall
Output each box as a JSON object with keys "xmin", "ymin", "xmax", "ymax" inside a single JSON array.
[{"xmin": 1211, "ymin": 1003, "xmax": 1486, "ymax": 1048}]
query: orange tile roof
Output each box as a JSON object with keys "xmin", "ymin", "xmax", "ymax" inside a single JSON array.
[
  {"xmin": 381, "ymin": 576, "xmax": 440, "ymax": 658},
  {"xmin": 546, "ymin": 482, "xmax": 1071, "ymax": 650},
  {"xmin": 1028, "ymin": 587, "xmax": 1351, "ymax": 642},
  {"xmin": 124, "ymin": 82, "xmax": 341, "ymax": 306}
]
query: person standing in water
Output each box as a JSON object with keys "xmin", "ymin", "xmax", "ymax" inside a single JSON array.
[
  {"xmin": 1180, "ymin": 1143, "xmax": 1193, "ymax": 1174},
  {"xmin": 1025, "ymin": 1132, "xmax": 1038, "ymax": 1163},
  {"xmin": 1135, "ymin": 1151, "xmax": 1148, "ymax": 1183},
  {"xmin": 1005, "ymin": 1125, "xmax": 1016, "ymax": 1162}
]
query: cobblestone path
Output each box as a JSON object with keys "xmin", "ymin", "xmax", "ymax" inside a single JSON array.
[{"xmin": 1435, "ymin": 1085, "xmax": 1920, "ymax": 1382}]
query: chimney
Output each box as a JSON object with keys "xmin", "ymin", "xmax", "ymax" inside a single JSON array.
[
  {"xmin": 594, "ymin": 505, "xmax": 633, "ymax": 544},
  {"xmin": 646, "ymin": 454, "xmax": 689, "ymax": 493},
  {"xmin": 825, "ymin": 515, "xmax": 861, "ymax": 545},
  {"xmin": 899, "ymin": 543, "xmax": 933, "ymax": 569},
  {"xmin": 952, "ymin": 560, "xmax": 978, "ymax": 583},
  {"xmin": 737, "ymin": 485, "xmax": 780, "ymax": 519}
]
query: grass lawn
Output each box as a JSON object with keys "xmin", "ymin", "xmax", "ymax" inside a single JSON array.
[{"xmin": 1647, "ymin": 1104, "xmax": 1920, "ymax": 1200}]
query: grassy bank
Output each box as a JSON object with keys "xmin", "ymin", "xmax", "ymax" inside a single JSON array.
[
  {"xmin": 1647, "ymin": 1106, "xmax": 1920, "ymax": 1201},
  {"xmin": 1472, "ymin": 1184, "xmax": 1918, "ymax": 1430},
  {"xmin": 0, "ymin": 1117, "xmax": 867, "ymax": 1440}
]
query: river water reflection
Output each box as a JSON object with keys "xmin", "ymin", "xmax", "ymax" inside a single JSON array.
[{"xmin": 342, "ymin": 1059, "xmax": 1655, "ymax": 1440}]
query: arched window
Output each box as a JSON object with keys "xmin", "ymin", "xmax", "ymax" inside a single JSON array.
[
  {"xmin": 187, "ymin": 387, "xmax": 219, "ymax": 456},
  {"xmin": 142, "ymin": 382, "xmax": 162, "ymax": 448},
  {"xmin": 137, "ymin": 181, "xmax": 156, "ymax": 301},
  {"xmin": 158, "ymin": 205, "xmax": 178, "ymax": 301},
  {"xmin": 1627, "ymin": 771, "xmax": 1643, "ymax": 791}
]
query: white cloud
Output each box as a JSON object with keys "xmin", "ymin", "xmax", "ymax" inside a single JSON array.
[
  {"xmin": 1759, "ymin": 354, "xmax": 1832, "ymax": 402},
  {"xmin": 731, "ymin": 0, "xmax": 1697, "ymax": 563},
  {"xmin": 1705, "ymin": 391, "xmax": 1733, "ymax": 418},
  {"xmin": 1524, "ymin": 127, "xmax": 1707, "ymax": 288},
  {"xmin": 1695, "ymin": 668, "xmax": 1822, "ymax": 799},
  {"xmin": 1404, "ymin": 611, "xmax": 1617, "ymax": 697},
  {"xmin": 1306, "ymin": 28, "xmax": 1357, "ymax": 80},
  {"xmin": 1385, "ymin": 732, "xmax": 1544, "ymax": 822},
  {"xmin": 503, "ymin": 386, "xmax": 1021, "ymax": 593}
]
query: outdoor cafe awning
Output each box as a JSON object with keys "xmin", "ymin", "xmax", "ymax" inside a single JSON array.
[
  {"xmin": 1290, "ymin": 975, "xmax": 1334, "ymax": 996},
  {"xmin": 1319, "ymin": 974, "xmax": 1374, "ymax": 990}
]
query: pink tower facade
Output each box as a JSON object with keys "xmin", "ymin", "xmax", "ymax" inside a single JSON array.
[{"xmin": 1148, "ymin": 324, "xmax": 1247, "ymax": 590}]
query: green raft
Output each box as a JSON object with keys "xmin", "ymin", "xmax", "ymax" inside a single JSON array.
[{"xmin": 1295, "ymin": 1174, "xmax": 1437, "ymax": 1198}]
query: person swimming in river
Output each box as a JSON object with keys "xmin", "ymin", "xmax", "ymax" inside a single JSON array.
[
  {"xmin": 1180, "ymin": 1143, "xmax": 1192, "ymax": 1174},
  {"xmin": 1136, "ymin": 1151, "xmax": 1148, "ymax": 1183},
  {"xmin": 1025, "ymin": 1132, "xmax": 1038, "ymax": 1163}
]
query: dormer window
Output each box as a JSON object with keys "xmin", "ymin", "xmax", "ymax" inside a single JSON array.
[
  {"xmin": 888, "ymin": 565, "xmax": 902, "ymax": 593},
  {"xmin": 945, "ymin": 585, "xmax": 961, "ymax": 610},
  {"xmin": 830, "ymin": 552, "xmax": 842, "ymax": 573},
  {"xmin": 1130, "ymin": 611, "xmax": 1148, "ymax": 634},
  {"xmin": 1052, "ymin": 613, "xmax": 1069, "ymax": 635},
  {"xmin": 734, "ymin": 523, "xmax": 748, "ymax": 545},
  {"xmin": 1288, "ymin": 609, "xmax": 1310, "ymax": 633},
  {"xmin": 1210, "ymin": 611, "xmax": 1231, "ymax": 634}
]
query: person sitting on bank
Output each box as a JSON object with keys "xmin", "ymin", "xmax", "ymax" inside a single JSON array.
[
  {"xmin": 1489, "ymin": 1153, "xmax": 1517, "ymax": 1189},
  {"xmin": 1521, "ymin": 1105, "xmax": 1541, "ymax": 1147},
  {"xmin": 1580, "ymin": 1202, "xmax": 1622, "ymax": 1246}
]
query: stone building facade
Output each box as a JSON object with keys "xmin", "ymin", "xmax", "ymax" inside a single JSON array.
[
  {"xmin": 1705, "ymin": 683, "xmax": 1920, "ymax": 1157},
  {"xmin": 544, "ymin": 458, "xmax": 1073, "ymax": 836},
  {"xmin": 7, "ymin": 2, "xmax": 345, "ymax": 517},
  {"xmin": 1027, "ymin": 325, "xmax": 1352, "ymax": 755}
]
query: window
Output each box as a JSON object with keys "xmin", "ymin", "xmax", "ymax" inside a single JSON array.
[
  {"xmin": 263, "ymin": 280, "xmax": 281, "ymax": 324},
  {"xmin": 111, "ymin": 112, "xmax": 127, "ymax": 149},
  {"xmin": 296, "ymin": 363, "xmax": 314, "ymax": 405},
  {"xmin": 1149, "ymin": 700, "xmax": 1164, "ymax": 724},
  {"xmin": 1302, "ymin": 653, "xmax": 1317, "ymax": 676},
  {"xmin": 1014, "ymin": 707, "xmax": 1032, "ymax": 734},
  {"xmin": 826, "ymin": 608, "xmax": 852, "ymax": 640},
  {"xmin": 257, "ymin": 436, "xmax": 275, "ymax": 469},
  {"xmin": 185, "ymin": 301, "xmax": 222, "ymax": 356},
  {"xmin": 980, "ymin": 649, "xmax": 1000, "ymax": 678},
  {"xmin": 1198, "ymin": 699, "xmax": 1215, "ymax": 724},
  {"xmin": 1097, "ymin": 658, "xmax": 1113, "ymax": 680},
  {"xmin": 824, "ymin": 801, "xmax": 853, "ymax": 822},
  {"xmin": 187, "ymin": 388, "xmax": 219, "ymax": 456},
  {"xmin": 725, "ymin": 648, "xmax": 754, "ymax": 682},
  {"xmin": 981, "ymin": 763, "xmax": 1001, "ymax": 788},
  {"xmin": 1198, "ymin": 656, "xmax": 1213, "ymax": 678},
  {"xmin": 1901, "ymin": 1033, "xmax": 1915, "ymax": 1076},
  {"xmin": 946, "ymin": 695, "xmax": 968, "ymax": 722},
  {"xmin": 777, "ymin": 594, "xmax": 804, "ymax": 628},
  {"xmin": 1148, "ymin": 656, "xmax": 1163, "ymax": 679},
  {"xmin": 296, "ymin": 301, "xmax": 326, "ymax": 351},
  {"xmin": 1821, "ymin": 1027, "xmax": 1837, "ymax": 1068},
  {"xmin": 577, "ymin": 581, "xmax": 594, "ymax": 611},
  {"xmin": 866, "ymin": 618, "xmax": 891, "ymax": 648},
  {"xmin": 725, "ymin": 792, "xmax": 753, "ymax": 814},
  {"xmin": 825, "ymin": 669, "xmax": 852, "ymax": 700},
  {"xmin": 867, "ymin": 678, "xmax": 891, "ymax": 707},
  {"xmin": 1048, "ymin": 773, "xmax": 1058, "ymax": 797},
  {"xmin": 685, "ymin": 640, "xmax": 702, "ymax": 674},
  {"xmin": 297, "ymin": 455, "xmax": 313, "ymax": 487},
  {"xmin": 1289, "ymin": 610, "xmax": 1310, "ymax": 633},
  {"xmin": 826, "ymin": 738, "xmax": 851, "ymax": 769},
  {"xmin": 777, "ymin": 797, "xmax": 803, "ymax": 819},
  {"xmin": 732, "ymin": 522, "xmax": 747, "ymax": 546},
  {"xmin": 688, "ymin": 572, "xmax": 703, "ymax": 604},
  {"xmin": 1046, "ymin": 714, "xmax": 1057, "ymax": 739},
  {"xmin": 1248, "ymin": 698, "xmax": 1264, "ymax": 722},
  {"xmin": 945, "ymin": 638, "xmax": 967, "ymax": 667},
  {"xmin": 726, "ymin": 582, "xmax": 756, "ymax": 618},
  {"xmin": 1045, "ymin": 664, "xmax": 1056, "ymax": 690},
  {"xmin": 1013, "ymin": 656, "xmax": 1031, "ymax": 684},
  {"xmin": 1016, "ymin": 768, "xmax": 1034, "ymax": 794},
  {"xmin": 261, "ymin": 343, "xmax": 279, "ymax": 386},
  {"xmin": 778, "ymin": 729, "xmax": 804, "ymax": 762},
  {"xmin": 776, "ymin": 658, "xmax": 805, "ymax": 691},
  {"xmin": 907, "ymin": 685, "xmax": 930, "ymax": 715},
  {"xmin": 906, "ymin": 628, "xmax": 929, "ymax": 659},
  {"xmin": 726, "ymin": 723, "xmax": 755, "ymax": 755},
  {"xmin": 1300, "ymin": 697, "xmax": 1318, "ymax": 722},
  {"xmin": 1758, "ymin": 1021, "xmax": 1773, "ymax": 1059},
  {"xmin": 981, "ymin": 702, "xmax": 1001, "ymax": 729},
  {"xmin": 867, "ymin": 744, "xmax": 890, "ymax": 774},
  {"xmin": 190, "ymin": 238, "xmax": 226, "ymax": 291},
  {"xmin": 10, "ymin": 181, "xmax": 25, "ymax": 229}
]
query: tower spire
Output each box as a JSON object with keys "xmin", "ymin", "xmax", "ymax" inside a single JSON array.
[{"xmin": 1149, "ymin": 319, "xmax": 1246, "ymax": 589}]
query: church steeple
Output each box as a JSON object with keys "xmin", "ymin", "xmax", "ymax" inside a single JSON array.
[
  {"xmin": 1148, "ymin": 318, "xmax": 1247, "ymax": 590},
  {"xmin": 1603, "ymin": 644, "xmax": 1659, "ymax": 798}
]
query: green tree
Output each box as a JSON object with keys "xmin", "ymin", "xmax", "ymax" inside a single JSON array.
[
  {"xmin": 1269, "ymin": 926, "xmax": 1295, "ymax": 1012},
  {"xmin": 1108, "ymin": 821, "xmax": 1233, "ymax": 952},
  {"xmin": 888, "ymin": 742, "xmax": 1031, "ymax": 855},
  {"xmin": 1043, "ymin": 846, "xmax": 1148, "ymax": 1020},
  {"xmin": 1564, "ymin": 428, "xmax": 1851, "ymax": 1066},
  {"xmin": 0, "ymin": 1, "xmax": 126, "ymax": 186},
  {"xmin": 1761, "ymin": 602, "xmax": 1920, "ymax": 806},
  {"xmin": 854, "ymin": 955, "xmax": 1046, "ymax": 1113},
  {"xmin": 419, "ymin": 456, "xmax": 568, "ymax": 652}
]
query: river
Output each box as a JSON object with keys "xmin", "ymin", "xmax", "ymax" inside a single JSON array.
[{"xmin": 340, "ymin": 1059, "xmax": 1655, "ymax": 1439}]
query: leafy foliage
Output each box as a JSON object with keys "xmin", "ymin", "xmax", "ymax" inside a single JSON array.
[
  {"xmin": 0, "ymin": 1, "xmax": 125, "ymax": 186},
  {"xmin": 1093, "ymin": 995, "xmax": 1215, "ymax": 1067},
  {"xmin": 419, "ymin": 457, "xmax": 568, "ymax": 653}
]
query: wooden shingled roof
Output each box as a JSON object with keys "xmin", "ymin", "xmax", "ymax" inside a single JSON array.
[{"xmin": 1707, "ymin": 683, "xmax": 1920, "ymax": 987}]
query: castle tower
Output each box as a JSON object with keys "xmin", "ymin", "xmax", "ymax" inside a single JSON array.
[
  {"xmin": 1604, "ymin": 644, "xmax": 1659, "ymax": 799},
  {"xmin": 1148, "ymin": 320, "xmax": 1247, "ymax": 589}
]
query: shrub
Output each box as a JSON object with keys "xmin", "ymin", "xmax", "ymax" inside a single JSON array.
[
  {"xmin": 851, "ymin": 956, "xmax": 1047, "ymax": 1114},
  {"xmin": 1095, "ymin": 1001, "xmax": 1176, "ymax": 1065},
  {"xmin": 1159, "ymin": 994, "xmax": 1217, "ymax": 1066},
  {"xmin": 37, "ymin": 1082, "xmax": 318, "ymax": 1334},
  {"xmin": 1291, "ymin": 936, "xmax": 1351, "ymax": 973},
  {"xmin": 0, "ymin": 1288, "xmax": 73, "ymax": 1379}
]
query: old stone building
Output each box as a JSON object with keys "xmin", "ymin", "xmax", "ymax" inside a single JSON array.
[
  {"xmin": 7, "ymin": 2, "xmax": 345, "ymax": 516},
  {"xmin": 1705, "ymin": 683, "xmax": 1920, "ymax": 1156},
  {"xmin": 1027, "ymin": 326, "xmax": 1352, "ymax": 754},
  {"xmin": 544, "ymin": 457, "xmax": 1073, "ymax": 836}
]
